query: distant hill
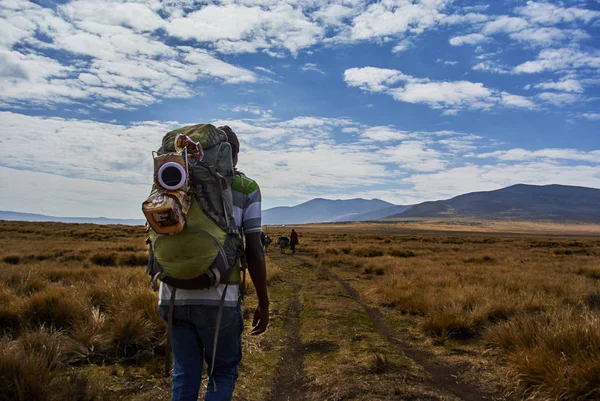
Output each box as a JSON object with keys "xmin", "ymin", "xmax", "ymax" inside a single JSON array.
[
  {"xmin": 391, "ymin": 184, "xmax": 600, "ymax": 222},
  {"xmin": 4, "ymin": 184, "xmax": 599, "ymax": 226},
  {"xmin": 346, "ymin": 205, "xmax": 410, "ymax": 221},
  {"xmin": 263, "ymin": 198, "xmax": 398, "ymax": 225},
  {"xmin": 0, "ymin": 211, "xmax": 145, "ymax": 226}
]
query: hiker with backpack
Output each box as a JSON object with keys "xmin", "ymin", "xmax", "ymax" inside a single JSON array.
[
  {"xmin": 261, "ymin": 231, "xmax": 272, "ymax": 253},
  {"xmin": 143, "ymin": 124, "xmax": 269, "ymax": 401},
  {"xmin": 276, "ymin": 236, "xmax": 290, "ymax": 253},
  {"xmin": 290, "ymin": 229, "xmax": 299, "ymax": 255}
]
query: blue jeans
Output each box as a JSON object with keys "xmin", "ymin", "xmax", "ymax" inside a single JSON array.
[{"xmin": 159, "ymin": 305, "xmax": 243, "ymax": 401}]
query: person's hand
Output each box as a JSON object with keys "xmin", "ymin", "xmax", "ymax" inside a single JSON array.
[{"xmin": 251, "ymin": 304, "xmax": 269, "ymax": 335}]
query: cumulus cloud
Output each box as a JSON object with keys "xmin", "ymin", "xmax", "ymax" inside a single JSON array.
[
  {"xmin": 516, "ymin": 1, "xmax": 600, "ymax": 25},
  {"xmin": 0, "ymin": 1, "xmax": 258, "ymax": 109},
  {"xmin": 482, "ymin": 16, "xmax": 529, "ymax": 34},
  {"xmin": 534, "ymin": 79, "xmax": 584, "ymax": 93},
  {"xmin": 350, "ymin": 0, "xmax": 449, "ymax": 40},
  {"xmin": 344, "ymin": 66, "xmax": 536, "ymax": 112},
  {"xmin": 513, "ymin": 48, "xmax": 600, "ymax": 74},
  {"xmin": 166, "ymin": 3, "xmax": 325, "ymax": 56},
  {"xmin": 509, "ymin": 27, "xmax": 590, "ymax": 46},
  {"xmin": 0, "ymin": 110, "xmax": 498, "ymax": 214},
  {"xmin": 536, "ymin": 92, "xmax": 580, "ymax": 106},
  {"xmin": 449, "ymin": 33, "xmax": 490, "ymax": 46}
]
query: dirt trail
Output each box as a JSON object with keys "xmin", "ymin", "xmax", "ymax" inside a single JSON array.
[
  {"xmin": 330, "ymin": 271, "xmax": 495, "ymax": 401},
  {"xmin": 267, "ymin": 284, "xmax": 308, "ymax": 401},
  {"xmin": 294, "ymin": 254, "xmax": 504, "ymax": 401}
]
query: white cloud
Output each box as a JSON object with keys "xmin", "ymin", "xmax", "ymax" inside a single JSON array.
[
  {"xmin": 301, "ymin": 63, "xmax": 325, "ymax": 74},
  {"xmin": 404, "ymin": 162, "xmax": 600, "ymax": 202},
  {"xmin": 536, "ymin": 92, "xmax": 580, "ymax": 106},
  {"xmin": 350, "ymin": 0, "xmax": 449, "ymax": 40},
  {"xmin": 361, "ymin": 127, "xmax": 408, "ymax": 142},
  {"xmin": 224, "ymin": 105, "xmax": 273, "ymax": 118},
  {"xmin": 1, "ymin": 110, "xmax": 597, "ymax": 215},
  {"xmin": 449, "ymin": 33, "xmax": 490, "ymax": 46},
  {"xmin": 513, "ymin": 48, "xmax": 600, "ymax": 74},
  {"xmin": 472, "ymin": 61, "xmax": 509, "ymax": 74},
  {"xmin": 343, "ymin": 67, "xmax": 413, "ymax": 93},
  {"xmin": 500, "ymin": 92, "xmax": 537, "ymax": 109},
  {"xmin": 312, "ymin": 4, "xmax": 355, "ymax": 26},
  {"xmin": 254, "ymin": 66, "xmax": 275, "ymax": 75},
  {"xmin": 379, "ymin": 141, "xmax": 447, "ymax": 172},
  {"xmin": 0, "ymin": 2, "xmax": 259, "ymax": 110},
  {"xmin": 0, "ymin": 166, "xmax": 151, "ymax": 219},
  {"xmin": 345, "ymin": 66, "xmax": 535, "ymax": 112},
  {"xmin": 392, "ymin": 39, "xmax": 413, "ymax": 53},
  {"xmin": 482, "ymin": 16, "xmax": 528, "ymax": 34},
  {"xmin": 463, "ymin": 5, "xmax": 490, "ymax": 13},
  {"xmin": 582, "ymin": 113, "xmax": 600, "ymax": 121},
  {"xmin": 390, "ymin": 81, "xmax": 493, "ymax": 110},
  {"xmin": 166, "ymin": 3, "xmax": 324, "ymax": 56},
  {"xmin": 61, "ymin": 0, "xmax": 166, "ymax": 33},
  {"xmin": 534, "ymin": 79, "xmax": 584, "ymax": 93},
  {"xmin": 509, "ymin": 27, "xmax": 590, "ymax": 46},
  {"xmin": 477, "ymin": 148, "xmax": 600, "ymax": 164},
  {"xmin": 516, "ymin": 1, "xmax": 600, "ymax": 25}
]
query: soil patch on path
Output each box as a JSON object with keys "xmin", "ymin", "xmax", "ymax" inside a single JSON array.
[{"xmin": 267, "ymin": 284, "xmax": 309, "ymax": 401}]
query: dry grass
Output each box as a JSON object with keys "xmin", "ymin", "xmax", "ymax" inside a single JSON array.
[
  {"xmin": 3, "ymin": 219, "xmax": 600, "ymax": 400},
  {"xmin": 0, "ymin": 221, "xmax": 164, "ymax": 400},
  {"xmin": 268, "ymin": 225, "xmax": 600, "ymax": 400}
]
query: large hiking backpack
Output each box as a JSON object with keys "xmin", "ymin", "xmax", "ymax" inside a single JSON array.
[
  {"xmin": 142, "ymin": 124, "xmax": 245, "ymax": 382},
  {"xmin": 143, "ymin": 124, "xmax": 242, "ymax": 290}
]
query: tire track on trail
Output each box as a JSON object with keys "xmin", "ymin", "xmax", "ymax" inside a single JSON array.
[
  {"xmin": 300, "ymin": 255, "xmax": 503, "ymax": 401},
  {"xmin": 267, "ymin": 283, "xmax": 308, "ymax": 401}
]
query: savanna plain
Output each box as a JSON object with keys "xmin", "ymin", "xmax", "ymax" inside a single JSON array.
[{"xmin": 1, "ymin": 220, "xmax": 600, "ymax": 401}]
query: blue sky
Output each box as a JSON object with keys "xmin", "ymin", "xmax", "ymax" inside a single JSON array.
[{"xmin": 0, "ymin": 0, "xmax": 599, "ymax": 218}]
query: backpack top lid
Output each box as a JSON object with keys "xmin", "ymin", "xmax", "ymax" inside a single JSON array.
[{"xmin": 160, "ymin": 124, "xmax": 227, "ymax": 154}]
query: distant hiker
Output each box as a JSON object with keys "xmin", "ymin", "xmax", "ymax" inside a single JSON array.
[
  {"xmin": 290, "ymin": 229, "xmax": 299, "ymax": 255},
  {"xmin": 276, "ymin": 236, "xmax": 290, "ymax": 253},
  {"xmin": 261, "ymin": 231, "xmax": 272, "ymax": 253},
  {"xmin": 146, "ymin": 124, "xmax": 269, "ymax": 401}
]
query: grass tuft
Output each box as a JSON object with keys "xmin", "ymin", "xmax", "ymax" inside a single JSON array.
[
  {"xmin": 388, "ymin": 249, "xmax": 416, "ymax": 258},
  {"xmin": 118, "ymin": 252, "xmax": 148, "ymax": 267},
  {"xmin": 0, "ymin": 304, "xmax": 20, "ymax": 335},
  {"xmin": 110, "ymin": 311, "xmax": 155, "ymax": 357},
  {"xmin": 2, "ymin": 255, "xmax": 21, "ymax": 265},
  {"xmin": 352, "ymin": 247, "xmax": 384, "ymax": 258},
  {"xmin": 21, "ymin": 288, "xmax": 85, "ymax": 331},
  {"xmin": 90, "ymin": 252, "xmax": 117, "ymax": 266}
]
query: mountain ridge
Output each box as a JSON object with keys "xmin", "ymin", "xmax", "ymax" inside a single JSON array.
[
  {"xmin": 390, "ymin": 184, "xmax": 600, "ymax": 222},
  {"xmin": 2, "ymin": 184, "xmax": 599, "ymax": 225}
]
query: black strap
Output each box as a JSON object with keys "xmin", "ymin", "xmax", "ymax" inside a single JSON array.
[{"xmin": 165, "ymin": 287, "xmax": 176, "ymax": 377}]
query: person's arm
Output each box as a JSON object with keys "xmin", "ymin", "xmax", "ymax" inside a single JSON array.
[{"xmin": 245, "ymin": 231, "xmax": 269, "ymax": 335}]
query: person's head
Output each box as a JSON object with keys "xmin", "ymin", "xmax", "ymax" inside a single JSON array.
[
  {"xmin": 292, "ymin": 229, "xmax": 295, "ymax": 232},
  {"xmin": 219, "ymin": 125, "xmax": 239, "ymax": 167}
]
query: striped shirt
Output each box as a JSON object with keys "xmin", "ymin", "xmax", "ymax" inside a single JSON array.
[{"xmin": 158, "ymin": 172, "xmax": 262, "ymax": 307}]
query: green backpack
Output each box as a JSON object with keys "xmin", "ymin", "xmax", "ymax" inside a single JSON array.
[{"xmin": 143, "ymin": 124, "xmax": 242, "ymax": 290}]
